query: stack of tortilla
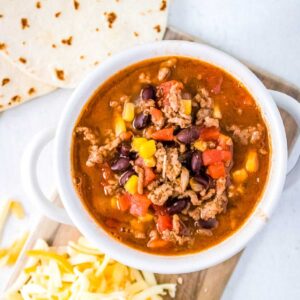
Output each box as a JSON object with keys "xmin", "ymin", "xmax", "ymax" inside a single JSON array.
[{"xmin": 0, "ymin": 0, "xmax": 168, "ymax": 111}]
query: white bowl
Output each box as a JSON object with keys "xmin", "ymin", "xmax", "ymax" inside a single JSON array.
[{"xmin": 22, "ymin": 41, "xmax": 300, "ymax": 274}]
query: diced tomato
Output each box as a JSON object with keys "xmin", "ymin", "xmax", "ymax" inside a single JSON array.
[
  {"xmin": 156, "ymin": 214, "xmax": 173, "ymax": 233},
  {"xmin": 144, "ymin": 167, "xmax": 156, "ymax": 186},
  {"xmin": 150, "ymin": 107, "xmax": 164, "ymax": 123},
  {"xmin": 207, "ymin": 162, "xmax": 226, "ymax": 179},
  {"xmin": 147, "ymin": 238, "xmax": 170, "ymax": 248},
  {"xmin": 117, "ymin": 193, "xmax": 131, "ymax": 212},
  {"xmin": 151, "ymin": 127, "xmax": 174, "ymax": 141},
  {"xmin": 200, "ymin": 127, "xmax": 220, "ymax": 141},
  {"xmin": 130, "ymin": 194, "xmax": 151, "ymax": 217},
  {"xmin": 205, "ymin": 72, "xmax": 223, "ymax": 94},
  {"xmin": 157, "ymin": 80, "xmax": 183, "ymax": 105},
  {"xmin": 202, "ymin": 149, "xmax": 232, "ymax": 166}
]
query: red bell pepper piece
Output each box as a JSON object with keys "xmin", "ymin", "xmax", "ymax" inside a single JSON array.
[
  {"xmin": 200, "ymin": 127, "xmax": 220, "ymax": 141},
  {"xmin": 117, "ymin": 193, "xmax": 131, "ymax": 212},
  {"xmin": 156, "ymin": 214, "xmax": 173, "ymax": 233},
  {"xmin": 130, "ymin": 194, "xmax": 151, "ymax": 217},
  {"xmin": 151, "ymin": 127, "xmax": 174, "ymax": 141},
  {"xmin": 202, "ymin": 149, "xmax": 232, "ymax": 166},
  {"xmin": 207, "ymin": 162, "xmax": 226, "ymax": 179}
]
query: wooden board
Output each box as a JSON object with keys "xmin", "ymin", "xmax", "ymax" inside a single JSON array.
[{"xmin": 4, "ymin": 27, "xmax": 300, "ymax": 299}]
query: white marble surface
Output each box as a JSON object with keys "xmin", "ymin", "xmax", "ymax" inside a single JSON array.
[{"xmin": 1, "ymin": 0, "xmax": 300, "ymax": 298}]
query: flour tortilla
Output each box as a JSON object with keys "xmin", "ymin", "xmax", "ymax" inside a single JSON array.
[
  {"xmin": 0, "ymin": 53, "xmax": 54, "ymax": 112},
  {"xmin": 0, "ymin": 0, "xmax": 168, "ymax": 88}
]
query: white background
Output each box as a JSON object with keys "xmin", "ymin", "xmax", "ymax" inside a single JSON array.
[{"xmin": 1, "ymin": 0, "xmax": 300, "ymax": 299}]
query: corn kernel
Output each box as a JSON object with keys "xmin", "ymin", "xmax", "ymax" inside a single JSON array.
[
  {"xmin": 245, "ymin": 150, "xmax": 259, "ymax": 173},
  {"xmin": 194, "ymin": 140, "xmax": 207, "ymax": 151},
  {"xmin": 114, "ymin": 115, "xmax": 126, "ymax": 136},
  {"xmin": 10, "ymin": 201, "xmax": 25, "ymax": 219},
  {"xmin": 124, "ymin": 175, "xmax": 138, "ymax": 194},
  {"xmin": 143, "ymin": 157, "xmax": 156, "ymax": 167},
  {"xmin": 139, "ymin": 140, "xmax": 156, "ymax": 159},
  {"xmin": 180, "ymin": 99, "xmax": 192, "ymax": 115},
  {"xmin": 232, "ymin": 169, "xmax": 248, "ymax": 183},
  {"xmin": 122, "ymin": 102, "xmax": 135, "ymax": 122},
  {"xmin": 132, "ymin": 137, "xmax": 147, "ymax": 152},
  {"xmin": 213, "ymin": 103, "xmax": 222, "ymax": 119},
  {"xmin": 138, "ymin": 213, "xmax": 153, "ymax": 222}
]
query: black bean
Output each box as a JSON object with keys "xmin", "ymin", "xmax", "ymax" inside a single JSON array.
[
  {"xmin": 173, "ymin": 126, "xmax": 181, "ymax": 135},
  {"xmin": 196, "ymin": 218, "xmax": 219, "ymax": 229},
  {"xmin": 191, "ymin": 103, "xmax": 199, "ymax": 124},
  {"xmin": 166, "ymin": 198, "xmax": 188, "ymax": 215},
  {"xmin": 118, "ymin": 143, "xmax": 131, "ymax": 157},
  {"xmin": 111, "ymin": 157, "xmax": 130, "ymax": 172},
  {"xmin": 133, "ymin": 113, "xmax": 150, "ymax": 130},
  {"xmin": 141, "ymin": 85, "xmax": 156, "ymax": 100},
  {"xmin": 191, "ymin": 150, "xmax": 202, "ymax": 174},
  {"xmin": 194, "ymin": 173, "xmax": 211, "ymax": 189},
  {"xmin": 176, "ymin": 126, "xmax": 200, "ymax": 144},
  {"xmin": 119, "ymin": 169, "xmax": 136, "ymax": 186},
  {"xmin": 178, "ymin": 151, "xmax": 192, "ymax": 168},
  {"xmin": 129, "ymin": 151, "xmax": 138, "ymax": 160}
]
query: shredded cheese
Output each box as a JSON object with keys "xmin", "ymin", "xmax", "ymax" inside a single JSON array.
[
  {"xmin": 10, "ymin": 201, "xmax": 25, "ymax": 219},
  {"xmin": 0, "ymin": 199, "xmax": 12, "ymax": 241},
  {"xmin": 5, "ymin": 237, "xmax": 177, "ymax": 300}
]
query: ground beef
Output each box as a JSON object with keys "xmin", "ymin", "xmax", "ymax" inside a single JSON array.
[
  {"xmin": 161, "ymin": 229, "xmax": 194, "ymax": 246},
  {"xmin": 196, "ymin": 108, "xmax": 211, "ymax": 125},
  {"xmin": 103, "ymin": 181, "xmax": 120, "ymax": 196},
  {"xmin": 172, "ymin": 214, "xmax": 181, "ymax": 235},
  {"xmin": 134, "ymin": 166, "xmax": 144, "ymax": 195},
  {"xmin": 165, "ymin": 148, "xmax": 182, "ymax": 181},
  {"xmin": 193, "ymin": 89, "xmax": 213, "ymax": 109},
  {"xmin": 200, "ymin": 188, "xmax": 216, "ymax": 201},
  {"xmin": 76, "ymin": 126, "xmax": 99, "ymax": 145},
  {"xmin": 148, "ymin": 182, "xmax": 174, "ymax": 206},
  {"xmin": 154, "ymin": 143, "xmax": 166, "ymax": 173},
  {"xmin": 200, "ymin": 194, "xmax": 228, "ymax": 220},
  {"xmin": 86, "ymin": 145, "xmax": 104, "ymax": 167},
  {"xmin": 204, "ymin": 116, "xmax": 219, "ymax": 128},
  {"xmin": 86, "ymin": 136, "xmax": 121, "ymax": 167},
  {"xmin": 159, "ymin": 81, "xmax": 182, "ymax": 119},
  {"xmin": 227, "ymin": 124, "xmax": 264, "ymax": 145},
  {"xmin": 180, "ymin": 190, "xmax": 201, "ymax": 206},
  {"xmin": 139, "ymin": 99, "xmax": 156, "ymax": 113},
  {"xmin": 146, "ymin": 179, "xmax": 160, "ymax": 191},
  {"xmin": 216, "ymin": 178, "xmax": 226, "ymax": 196},
  {"xmin": 168, "ymin": 114, "xmax": 192, "ymax": 128},
  {"xmin": 155, "ymin": 144, "xmax": 182, "ymax": 181}
]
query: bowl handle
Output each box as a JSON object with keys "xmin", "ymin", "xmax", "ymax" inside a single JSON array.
[
  {"xmin": 269, "ymin": 90, "xmax": 300, "ymax": 174},
  {"xmin": 21, "ymin": 128, "xmax": 72, "ymax": 225}
]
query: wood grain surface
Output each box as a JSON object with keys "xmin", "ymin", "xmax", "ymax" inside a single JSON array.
[{"xmin": 4, "ymin": 27, "xmax": 300, "ymax": 299}]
